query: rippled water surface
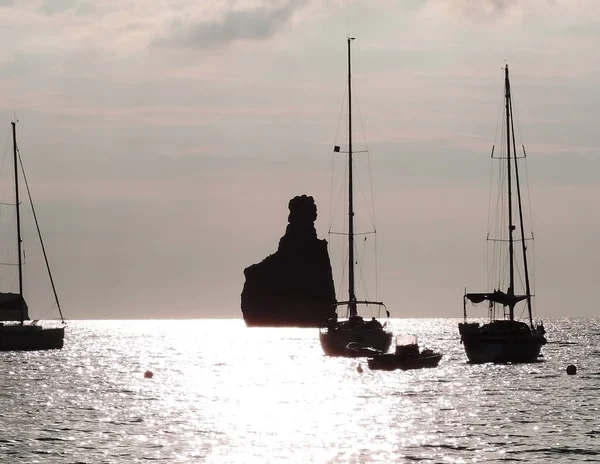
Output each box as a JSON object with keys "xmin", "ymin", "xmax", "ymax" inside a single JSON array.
[{"xmin": 1, "ymin": 318, "xmax": 599, "ymax": 463}]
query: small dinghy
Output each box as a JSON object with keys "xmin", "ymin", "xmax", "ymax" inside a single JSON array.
[
  {"xmin": 344, "ymin": 342, "xmax": 385, "ymax": 358},
  {"xmin": 367, "ymin": 335, "xmax": 442, "ymax": 371}
]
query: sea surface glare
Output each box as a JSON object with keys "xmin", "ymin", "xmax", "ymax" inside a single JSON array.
[{"xmin": 1, "ymin": 318, "xmax": 599, "ymax": 463}]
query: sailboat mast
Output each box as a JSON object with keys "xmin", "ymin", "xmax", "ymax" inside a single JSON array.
[
  {"xmin": 347, "ymin": 37, "xmax": 357, "ymax": 318},
  {"xmin": 12, "ymin": 121, "xmax": 24, "ymax": 324},
  {"xmin": 505, "ymin": 66, "xmax": 515, "ymax": 321},
  {"xmin": 509, "ymin": 95, "xmax": 534, "ymax": 326}
]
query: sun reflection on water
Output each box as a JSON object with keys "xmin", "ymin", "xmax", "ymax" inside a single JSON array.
[{"xmin": 2, "ymin": 318, "xmax": 599, "ymax": 462}]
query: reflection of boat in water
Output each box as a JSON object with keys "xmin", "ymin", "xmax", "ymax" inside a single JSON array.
[
  {"xmin": 318, "ymin": 38, "xmax": 392, "ymax": 357},
  {"xmin": 367, "ymin": 335, "xmax": 442, "ymax": 371},
  {"xmin": 459, "ymin": 66, "xmax": 546, "ymax": 364}
]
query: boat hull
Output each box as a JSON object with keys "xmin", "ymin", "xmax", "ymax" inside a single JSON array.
[
  {"xmin": 0, "ymin": 325, "xmax": 65, "ymax": 351},
  {"xmin": 459, "ymin": 321, "xmax": 545, "ymax": 364},
  {"xmin": 319, "ymin": 328, "xmax": 392, "ymax": 357},
  {"xmin": 367, "ymin": 353, "xmax": 443, "ymax": 371}
]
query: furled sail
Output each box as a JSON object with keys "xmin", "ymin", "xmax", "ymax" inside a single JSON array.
[
  {"xmin": 0, "ymin": 292, "xmax": 29, "ymax": 321},
  {"xmin": 465, "ymin": 290, "xmax": 528, "ymax": 307}
]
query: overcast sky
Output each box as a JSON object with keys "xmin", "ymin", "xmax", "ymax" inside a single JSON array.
[{"xmin": 0, "ymin": 0, "xmax": 598, "ymax": 319}]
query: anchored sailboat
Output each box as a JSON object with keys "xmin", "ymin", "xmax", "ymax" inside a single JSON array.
[
  {"xmin": 459, "ymin": 66, "xmax": 546, "ymax": 363},
  {"xmin": 319, "ymin": 38, "xmax": 393, "ymax": 357},
  {"xmin": 0, "ymin": 121, "xmax": 66, "ymax": 351}
]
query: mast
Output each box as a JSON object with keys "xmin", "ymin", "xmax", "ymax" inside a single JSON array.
[
  {"xmin": 12, "ymin": 121, "xmax": 24, "ymax": 324},
  {"xmin": 347, "ymin": 37, "xmax": 357, "ymax": 318},
  {"xmin": 505, "ymin": 65, "xmax": 515, "ymax": 321},
  {"xmin": 509, "ymin": 91, "xmax": 534, "ymax": 326}
]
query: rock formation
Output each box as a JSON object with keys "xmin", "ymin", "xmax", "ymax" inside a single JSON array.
[{"xmin": 241, "ymin": 195, "xmax": 337, "ymax": 327}]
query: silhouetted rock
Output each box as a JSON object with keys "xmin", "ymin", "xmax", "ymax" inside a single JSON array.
[{"xmin": 241, "ymin": 195, "xmax": 337, "ymax": 327}]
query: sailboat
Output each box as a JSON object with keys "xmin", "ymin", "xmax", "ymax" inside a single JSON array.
[
  {"xmin": 0, "ymin": 121, "xmax": 66, "ymax": 351},
  {"xmin": 459, "ymin": 66, "xmax": 546, "ymax": 364},
  {"xmin": 319, "ymin": 38, "xmax": 393, "ymax": 357}
]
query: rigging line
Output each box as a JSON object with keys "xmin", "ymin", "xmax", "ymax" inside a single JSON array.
[
  {"xmin": 334, "ymin": 76, "xmax": 348, "ymax": 150},
  {"xmin": 510, "ymin": 83, "xmax": 526, "ymax": 151},
  {"xmin": 490, "ymin": 76, "xmax": 506, "ymax": 160},
  {"xmin": 351, "ymin": 75, "xmax": 378, "ymax": 229},
  {"xmin": 516, "ymin": 301, "xmax": 527, "ymax": 321},
  {"xmin": 486, "ymin": 145, "xmax": 495, "ymax": 234},
  {"xmin": 497, "ymin": 246, "xmax": 510, "ymax": 292},
  {"xmin": 492, "ymin": 121, "xmax": 506, "ymax": 239},
  {"xmin": 329, "ymin": 145, "xmax": 349, "ymax": 234},
  {"xmin": 486, "ymin": 146, "xmax": 495, "ymax": 290},
  {"xmin": 351, "ymin": 71, "xmax": 370, "ymax": 153},
  {"xmin": 487, "ymin": 237, "xmax": 534, "ymax": 243},
  {"xmin": 498, "ymin": 141, "xmax": 508, "ymax": 283},
  {"xmin": 336, "ymin": 237, "xmax": 348, "ymax": 303},
  {"xmin": 367, "ymin": 148, "xmax": 377, "ymax": 231},
  {"xmin": 329, "ymin": 77, "xmax": 349, "ymax": 233},
  {"xmin": 522, "ymin": 149, "xmax": 535, "ymax": 236},
  {"xmin": 515, "ymin": 253, "xmax": 525, "ymax": 291},
  {"xmin": 374, "ymin": 230, "xmax": 379, "ymax": 301},
  {"xmin": 492, "ymin": 145, "xmax": 506, "ymax": 289},
  {"xmin": 328, "ymin": 154, "xmax": 347, "ymax": 234},
  {"xmin": 334, "ymin": 147, "xmax": 350, "ymax": 304},
  {"xmin": 329, "ymin": 231, "xmax": 375, "ymax": 236},
  {"xmin": 328, "ymin": 146, "xmax": 335, "ymax": 234},
  {"xmin": 354, "ymin": 161, "xmax": 377, "ymax": 234},
  {"xmin": 0, "ymin": 133, "xmax": 10, "ymax": 203},
  {"xmin": 356, "ymin": 238, "xmax": 370, "ymax": 305},
  {"xmin": 530, "ymin": 232, "xmax": 536, "ymax": 297},
  {"xmin": 17, "ymin": 148, "xmax": 65, "ymax": 323},
  {"xmin": 39, "ymin": 305, "xmax": 55, "ymax": 321}
]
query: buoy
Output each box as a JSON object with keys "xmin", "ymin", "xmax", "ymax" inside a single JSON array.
[
  {"xmin": 144, "ymin": 370, "xmax": 154, "ymax": 379},
  {"xmin": 566, "ymin": 365, "xmax": 576, "ymax": 375},
  {"xmin": 356, "ymin": 363, "xmax": 363, "ymax": 374}
]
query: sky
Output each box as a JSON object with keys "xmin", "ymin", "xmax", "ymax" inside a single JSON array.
[{"xmin": 0, "ymin": 0, "xmax": 598, "ymax": 319}]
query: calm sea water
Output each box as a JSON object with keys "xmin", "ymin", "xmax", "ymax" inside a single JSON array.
[{"xmin": 1, "ymin": 318, "xmax": 599, "ymax": 463}]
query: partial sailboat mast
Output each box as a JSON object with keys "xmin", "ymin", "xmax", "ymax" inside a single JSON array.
[
  {"xmin": 347, "ymin": 37, "xmax": 357, "ymax": 318},
  {"xmin": 12, "ymin": 121, "xmax": 24, "ymax": 324},
  {"xmin": 508, "ymin": 73, "xmax": 534, "ymax": 326},
  {"xmin": 504, "ymin": 66, "xmax": 516, "ymax": 321}
]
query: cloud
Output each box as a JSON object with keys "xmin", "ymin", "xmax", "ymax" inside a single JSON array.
[
  {"xmin": 154, "ymin": 0, "xmax": 306, "ymax": 49},
  {"xmin": 424, "ymin": 0, "xmax": 561, "ymax": 20},
  {"xmin": 39, "ymin": 0, "xmax": 77, "ymax": 15}
]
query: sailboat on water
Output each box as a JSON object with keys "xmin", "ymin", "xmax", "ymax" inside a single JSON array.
[
  {"xmin": 459, "ymin": 66, "xmax": 546, "ymax": 364},
  {"xmin": 319, "ymin": 38, "xmax": 393, "ymax": 357},
  {"xmin": 0, "ymin": 121, "xmax": 66, "ymax": 351}
]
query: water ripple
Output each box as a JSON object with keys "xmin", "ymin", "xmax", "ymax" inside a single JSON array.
[{"xmin": 1, "ymin": 318, "xmax": 599, "ymax": 462}]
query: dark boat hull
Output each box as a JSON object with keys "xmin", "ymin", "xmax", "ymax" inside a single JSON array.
[
  {"xmin": 0, "ymin": 325, "xmax": 65, "ymax": 351},
  {"xmin": 367, "ymin": 352, "xmax": 443, "ymax": 371},
  {"xmin": 459, "ymin": 321, "xmax": 546, "ymax": 364},
  {"xmin": 320, "ymin": 328, "xmax": 392, "ymax": 357}
]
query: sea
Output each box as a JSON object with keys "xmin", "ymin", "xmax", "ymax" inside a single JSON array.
[{"xmin": 1, "ymin": 318, "xmax": 599, "ymax": 463}]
